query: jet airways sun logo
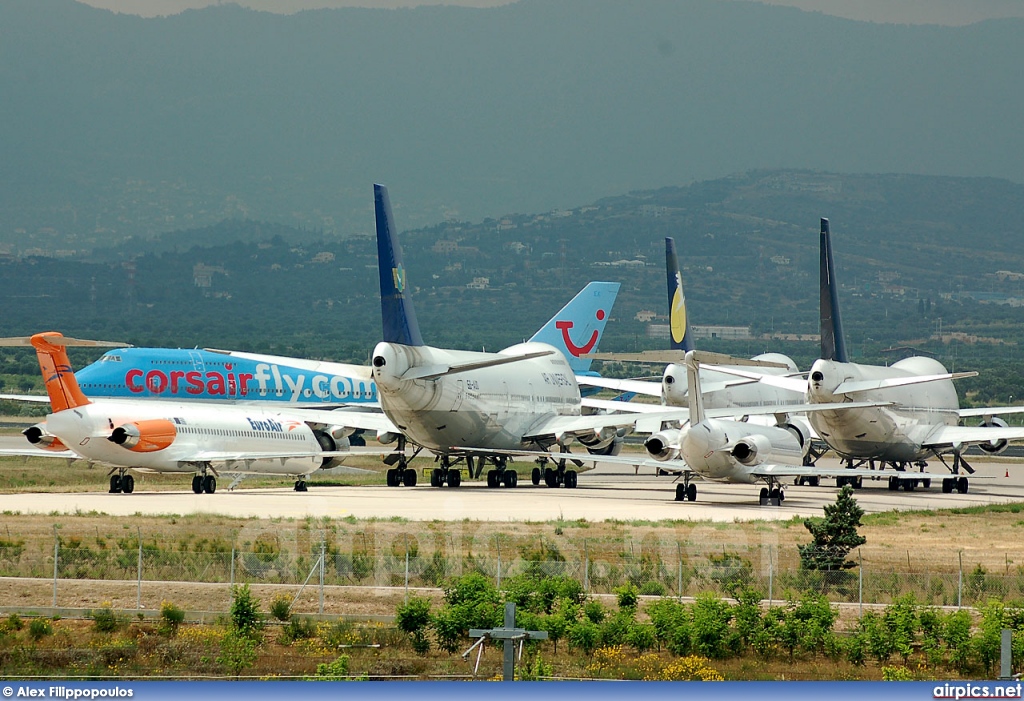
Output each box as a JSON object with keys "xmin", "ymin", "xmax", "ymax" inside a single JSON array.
[
  {"xmin": 555, "ymin": 309, "xmax": 606, "ymax": 357},
  {"xmin": 392, "ymin": 265, "xmax": 406, "ymax": 293}
]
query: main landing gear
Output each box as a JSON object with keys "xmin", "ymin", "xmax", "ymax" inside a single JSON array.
[
  {"xmin": 758, "ymin": 477, "xmax": 785, "ymax": 506},
  {"xmin": 429, "ymin": 455, "xmax": 462, "ymax": 488},
  {"xmin": 108, "ymin": 469, "xmax": 135, "ymax": 494},
  {"xmin": 532, "ymin": 453, "xmax": 578, "ymax": 489},
  {"xmin": 191, "ymin": 473, "xmax": 217, "ymax": 494},
  {"xmin": 479, "ymin": 456, "xmax": 517, "ymax": 488},
  {"xmin": 384, "ymin": 436, "xmax": 420, "ymax": 487},
  {"xmin": 293, "ymin": 479, "xmax": 308, "ymax": 492},
  {"xmin": 674, "ymin": 473, "xmax": 697, "ymax": 502}
]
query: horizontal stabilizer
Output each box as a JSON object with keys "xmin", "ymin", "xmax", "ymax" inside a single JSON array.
[
  {"xmin": 583, "ymin": 350, "xmax": 789, "ymax": 369},
  {"xmin": 0, "ymin": 336, "xmax": 130, "ymax": 348},
  {"xmin": 959, "ymin": 405, "xmax": 1024, "ymax": 418},
  {"xmin": 401, "ymin": 349, "xmax": 554, "ymax": 381},
  {"xmin": 688, "ymin": 364, "xmax": 810, "ymax": 394},
  {"xmin": 834, "ymin": 371, "xmax": 977, "ymax": 395},
  {"xmin": 0, "ymin": 393, "xmax": 50, "ymax": 403}
]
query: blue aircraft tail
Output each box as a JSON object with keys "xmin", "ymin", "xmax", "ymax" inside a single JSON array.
[
  {"xmin": 375, "ymin": 184, "xmax": 424, "ymax": 347},
  {"xmin": 529, "ymin": 281, "xmax": 620, "ymax": 374},
  {"xmin": 665, "ymin": 237, "xmax": 696, "ymax": 352},
  {"xmin": 819, "ymin": 218, "xmax": 849, "ymax": 362}
]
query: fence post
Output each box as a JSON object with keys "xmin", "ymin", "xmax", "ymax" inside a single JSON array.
[
  {"xmin": 768, "ymin": 545, "xmax": 774, "ymax": 607},
  {"xmin": 230, "ymin": 546, "xmax": 235, "ymax": 594},
  {"xmin": 136, "ymin": 526, "xmax": 143, "ymax": 610},
  {"xmin": 858, "ymin": 549, "xmax": 863, "ymax": 617},
  {"xmin": 583, "ymin": 539, "xmax": 589, "ymax": 593},
  {"xmin": 52, "ymin": 526, "xmax": 59, "ymax": 608},
  {"xmin": 957, "ymin": 551, "xmax": 963, "ymax": 609},
  {"xmin": 496, "ymin": 535, "xmax": 501, "ymax": 590},
  {"xmin": 319, "ymin": 538, "xmax": 325, "ymax": 616},
  {"xmin": 677, "ymin": 542, "xmax": 682, "ymax": 601},
  {"xmin": 404, "ymin": 537, "xmax": 410, "ymax": 603}
]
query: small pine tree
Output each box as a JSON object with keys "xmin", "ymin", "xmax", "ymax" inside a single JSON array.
[{"xmin": 798, "ymin": 485, "xmax": 866, "ymax": 570}]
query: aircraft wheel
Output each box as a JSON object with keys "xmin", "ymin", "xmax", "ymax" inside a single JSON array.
[
  {"xmin": 203, "ymin": 475, "xmax": 216, "ymax": 494},
  {"xmin": 544, "ymin": 468, "xmax": 558, "ymax": 488},
  {"xmin": 109, "ymin": 475, "xmax": 122, "ymax": 494},
  {"xmin": 853, "ymin": 477, "xmax": 863, "ymax": 489},
  {"xmin": 836, "ymin": 476, "xmax": 847, "ymax": 488},
  {"xmin": 941, "ymin": 478, "xmax": 953, "ymax": 494},
  {"xmin": 686, "ymin": 483, "xmax": 697, "ymax": 502},
  {"xmin": 809, "ymin": 476, "xmax": 820, "ymax": 487},
  {"xmin": 122, "ymin": 475, "xmax": 135, "ymax": 494},
  {"xmin": 769, "ymin": 488, "xmax": 781, "ymax": 500},
  {"xmin": 447, "ymin": 470, "xmax": 461, "ymax": 488},
  {"xmin": 922, "ymin": 478, "xmax": 931, "ymax": 489},
  {"xmin": 191, "ymin": 475, "xmax": 203, "ymax": 494},
  {"xmin": 888, "ymin": 476, "xmax": 900, "ymax": 491},
  {"xmin": 903, "ymin": 480, "xmax": 916, "ymax": 492},
  {"xmin": 294, "ymin": 480, "xmax": 308, "ymax": 492},
  {"xmin": 531, "ymin": 467, "xmax": 541, "ymax": 486},
  {"xmin": 430, "ymin": 469, "xmax": 442, "ymax": 488},
  {"xmin": 565, "ymin": 470, "xmax": 577, "ymax": 489},
  {"xmin": 403, "ymin": 469, "xmax": 417, "ymax": 487},
  {"xmin": 797, "ymin": 477, "xmax": 805, "ymax": 486},
  {"xmin": 385, "ymin": 468, "xmax": 397, "ymax": 487},
  {"xmin": 778, "ymin": 489, "xmax": 785, "ymax": 502},
  {"xmin": 503, "ymin": 470, "xmax": 518, "ymax": 488},
  {"xmin": 957, "ymin": 476, "xmax": 969, "ymax": 494},
  {"xmin": 759, "ymin": 487, "xmax": 769, "ymax": 500},
  {"xmin": 487, "ymin": 470, "xmax": 499, "ymax": 488},
  {"xmin": 675, "ymin": 484, "xmax": 686, "ymax": 501}
]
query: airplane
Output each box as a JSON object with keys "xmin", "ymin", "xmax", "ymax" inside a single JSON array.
[
  {"xmin": 0, "ymin": 332, "xmax": 398, "ymax": 494},
  {"xmin": 0, "ymin": 282, "xmax": 618, "ymax": 411},
  {"xmin": 498, "ymin": 350, "xmax": 917, "ymax": 505},
  {"xmin": 576, "ymin": 236, "xmax": 818, "ymax": 464},
  {"xmin": 367, "ymin": 183, "xmax": 680, "ymax": 490},
  {"xmin": 714, "ymin": 218, "xmax": 1024, "ymax": 495}
]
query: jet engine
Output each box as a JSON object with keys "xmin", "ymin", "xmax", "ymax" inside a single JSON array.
[
  {"xmin": 23, "ymin": 424, "xmax": 67, "ymax": 451},
  {"xmin": 978, "ymin": 417, "xmax": 1009, "ymax": 455},
  {"xmin": 779, "ymin": 421, "xmax": 810, "ymax": 456},
  {"xmin": 730, "ymin": 434, "xmax": 772, "ymax": 466},
  {"xmin": 644, "ymin": 428, "xmax": 682, "ymax": 461},
  {"xmin": 377, "ymin": 431, "xmax": 402, "ymax": 445},
  {"xmin": 313, "ymin": 429, "xmax": 350, "ymax": 469},
  {"xmin": 108, "ymin": 419, "xmax": 176, "ymax": 452},
  {"xmin": 579, "ymin": 427, "xmax": 625, "ymax": 456}
]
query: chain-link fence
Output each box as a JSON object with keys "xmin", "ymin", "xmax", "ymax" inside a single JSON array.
[{"xmin": 1, "ymin": 528, "xmax": 1019, "ymax": 613}]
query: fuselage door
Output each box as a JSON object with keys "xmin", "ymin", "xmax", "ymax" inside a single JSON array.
[
  {"xmin": 452, "ymin": 379, "xmax": 465, "ymax": 412},
  {"xmin": 188, "ymin": 351, "xmax": 206, "ymax": 373}
]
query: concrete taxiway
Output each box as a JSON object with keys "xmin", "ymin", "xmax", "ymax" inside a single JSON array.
[{"xmin": 1, "ymin": 456, "xmax": 1023, "ymax": 522}]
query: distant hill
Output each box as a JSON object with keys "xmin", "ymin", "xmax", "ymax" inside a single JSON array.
[{"xmin": 1, "ymin": 0, "xmax": 1022, "ymax": 250}]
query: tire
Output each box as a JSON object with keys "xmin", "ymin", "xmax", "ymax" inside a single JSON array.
[
  {"xmin": 941, "ymin": 478, "xmax": 953, "ymax": 494},
  {"xmin": 759, "ymin": 487, "xmax": 769, "ymax": 500},
  {"xmin": 809, "ymin": 476, "xmax": 820, "ymax": 487},
  {"xmin": 566, "ymin": 470, "xmax": 578, "ymax": 489},
  {"xmin": 487, "ymin": 470, "xmax": 498, "ymax": 488},
  {"xmin": 957, "ymin": 476, "xmax": 969, "ymax": 494},
  {"xmin": 778, "ymin": 490, "xmax": 785, "ymax": 502},
  {"xmin": 686, "ymin": 483, "xmax": 697, "ymax": 502},
  {"xmin": 192, "ymin": 475, "xmax": 203, "ymax": 494},
  {"xmin": 544, "ymin": 468, "xmax": 557, "ymax": 488},
  {"xmin": 109, "ymin": 475, "xmax": 122, "ymax": 494},
  {"xmin": 922, "ymin": 479, "xmax": 931, "ymax": 489},
  {"xmin": 531, "ymin": 467, "xmax": 541, "ymax": 486},
  {"xmin": 203, "ymin": 475, "xmax": 216, "ymax": 494},
  {"xmin": 447, "ymin": 470, "xmax": 461, "ymax": 488},
  {"xmin": 430, "ymin": 469, "xmax": 442, "ymax": 488},
  {"xmin": 122, "ymin": 474, "xmax": 134, "ymax": 494},
  {"xmin": 888, "ymin": 477, "xmax": 900, "ymax": 491},
  {"xmin": 403, "ymin": 469, "xmax": 417, "ymax": 487},
  {"xmin": 903, "ymin": 480, "xmax": 916, "ymax": 492},
  {"xmin": 853, "ymin": 477, "xmax": 863, "ymax": 489},
  {"xmin": 504, "ymin": 470, "xmax": 518, "ymax": 488},
  {"xmin": 675, "ymin": 484, "xmax": 686, "ymax": 501}
]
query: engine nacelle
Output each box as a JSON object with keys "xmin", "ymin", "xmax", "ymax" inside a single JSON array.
[
  {"xmin": 578, "ymin": 426, "xmax": 619, "ymax": 454},
  {"xmin": 978, "ymin": 417, "xmax": 1009, "ymax": 455},
  {"xmin": 377, "ymin": 431, "xmax": 401, "ymax": 445},
  {"xmin": 23, "ymin": 424, "xmax": 67, "ymax": 452},
  {"xmin": 730, "ymin": 434, "xmax": 773, "ymax": 466},
  {"xmin": 779, "ymin": 421, "xmax": 810, "ymax": 456},
  {"xmin": 645, "ymin": 428, "xmax": 682, "ymax": 461},
  {"xmin": 313, "ymin": 429, "xmax": 350, "ymax": 468},
  {"xmin": 108, "ymin": 419, "xmax": 176, "ymax": 452}
]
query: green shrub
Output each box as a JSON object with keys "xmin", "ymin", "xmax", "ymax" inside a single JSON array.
[
  {"xmin": 279, "ymin": 616, "xmax": 318, "ymax": 645},
  {"xmin": 627, "ymin": 622, "xmax": 657, "ymax": 653},
  {"xmin": 4, "ymin": 613, "xmax": 23, "ymax": 631},
  {"xmin": 615, "ymin": 582, "xmax": 640, "ymax": 611},
  {"xmin": 28, "ymin": 618, "xmax": 52, "ymax": 641},
  {"xmin": 567, "ymin": 619, "xmax": 599, "ymax": 655},
  {"xmin": 90, "ymin": 604, "xmax": 121, "ymax": 633},
  {"xmin": 583, "ymin": 599, "xmax": 606, "ymax": 624},
  {"xmin": 639, "ymin": 580, "xmax": 667, "ymax": 597},
  {"xmin": 160, "ymin": 601, "xmax": 186, "ymax": 634},
  {"xmin": 269, "ymin": 594, "xmax": 292, "ymax": 622},
  {"xmin": 229, "ymin": 584, "xmax": 263, "ymax": 638},
  {"xmin": 396, "ymin": 596, "xmax": 432, "ymax": 655},
  {"xmin": 217, "ymin": 631, "xmax": 257, "ymax": 677}
]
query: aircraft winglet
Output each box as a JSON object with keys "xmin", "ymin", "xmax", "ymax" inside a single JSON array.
[{"xmin": 375, "ymin": 184, "xmax": 424, "ymax": 347}]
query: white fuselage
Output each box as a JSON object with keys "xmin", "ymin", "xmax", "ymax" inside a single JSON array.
[
  {"xmin": 807, "ymin": 356, "xmax": 960, "ymax": 461},
  {"xmin": 371, "ymin": 341, "xmax": 579, "ymax": 453},
  {"xmin": 45, "ymin": 400, "xmax": 323, "ymax": 475},
  {"xmin": 680, "ymin": 418, "xmax": 804, "ymax": 484},
  {"xmin": 662, "ymin": 353, "xmax": 804, "ymax": 411}
]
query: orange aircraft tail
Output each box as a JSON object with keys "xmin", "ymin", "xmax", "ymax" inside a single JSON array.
[{"xmin": 30, "ymin": 332, "xmax": 91, "ymax": 412}]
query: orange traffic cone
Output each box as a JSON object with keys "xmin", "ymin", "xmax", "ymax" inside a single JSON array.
[{"xmin": 1007, "ymin": 468, "xmax": 1010, "ymax": 478}]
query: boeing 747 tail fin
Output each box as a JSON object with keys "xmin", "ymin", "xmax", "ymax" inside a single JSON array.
[
  {"xmin": 375, "ymin": 184, "xmax": 425, "ymax": 347},
  {"xmin": 529, "ymin": 281, "xmax": 619, "ymax": 374},
  {"xmin": 666, "ymin": 237, "xmax": 696, "ymax": 352},
  {"xmin": 820, "ymin": 218, "xmax": 849, "ymax": 363}
]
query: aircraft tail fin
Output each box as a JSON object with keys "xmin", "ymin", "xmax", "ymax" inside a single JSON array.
[
  {"xmin": 819, "ymin": 218, "xmax": 849, "ymax": 363},
  {"xmin": 683, "ymin": 350, "xmax": 705, "ymax": 424},
  {"xmin": 30, "ymin": 332, "xmax": 91, "ymax": 412},
  {"xmin": 529, "ymin": 281, "xmax": 620, "ymax": 374},
  {"xmin": 374, "ymin": 184, "xmax": 425, "ymax": 347},
  {"xmin": 666, "ymin": 237, "xmax": 696, "ymax": 352}
]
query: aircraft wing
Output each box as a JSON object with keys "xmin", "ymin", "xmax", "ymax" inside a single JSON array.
[
  {"xmin": 958, "ymin": 406, "xmax": 1024, "ymax": 419},
  {"xmin": 183, "ymin": 447, "xmax": 395, "ymax": 463},
  {"xmin": 296, "ymin": 408, "xmax": 400, "ymax": 434},
  {"xmin": 922, "ymin": 424, "xmax": 1024, "ymax": 451},
  {"xmin": 577, "ymin": 375, "xmax": 756, "ymax": 397},
  {"xmin": 521, "ymin": 409, "xmax": 687, "ymax": 442},
  {"xmin": 581, "ymin": 397, "xmax": 669, "ymax": 413},
  {"xmin": 748, "ymin": 463, "xmax": 944, "ymax": 480},
  {"xmin": 0, "ymin": 447, "xmax": 77, "ymax": 459},
  {"xmin": 0, "ymin": 393, "xmax": 50, "ymax": 403}
]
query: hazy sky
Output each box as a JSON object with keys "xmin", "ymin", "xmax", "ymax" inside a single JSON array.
[{"xmin": 76, "ymin": 0, "xmax": 1024, "ymax": 25}]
